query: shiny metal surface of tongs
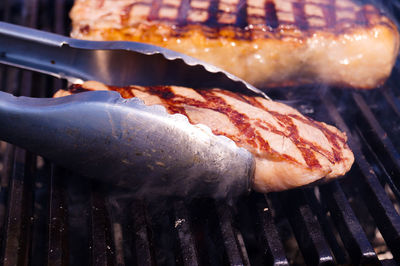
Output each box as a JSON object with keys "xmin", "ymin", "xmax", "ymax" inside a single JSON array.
[
  {"xmin": 0, "ymin": 22, "xmax": 267, "ymax": 97},
  {"xmin": 0, "ymin": 22, "xmax": 259, "ymax": 198}
]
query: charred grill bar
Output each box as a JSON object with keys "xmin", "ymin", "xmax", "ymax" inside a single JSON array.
[{"xmin": 1, "ymin": 0, "xmax": 400, "ymax": 265}]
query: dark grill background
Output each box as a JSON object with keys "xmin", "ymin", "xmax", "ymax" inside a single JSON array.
[{"xmin": 1, "ymin": 0, "xmax": 400, "ymax": 265}]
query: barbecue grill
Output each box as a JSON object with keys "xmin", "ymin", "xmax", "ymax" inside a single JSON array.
[{"xmin": 1, "ymin": 0, "xmax": 400, "ymax": 265}]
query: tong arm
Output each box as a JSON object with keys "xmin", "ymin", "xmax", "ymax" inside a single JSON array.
[
  {"xmin": 0, "ymin": 22, "xmax": 268, "ymax": 98},
  {"xmin": 0, "ymin": 90, "xmax": 254, "ymax": 197}
]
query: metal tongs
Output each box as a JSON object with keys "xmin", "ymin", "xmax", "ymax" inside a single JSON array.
[{"xmin": 0, "ymin": 22, "xmax": 261, "ymax": 198}]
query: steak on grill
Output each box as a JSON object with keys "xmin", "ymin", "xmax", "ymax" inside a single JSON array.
[
  {"xmin": 54, "ymin": 81, "xmax": 354, "ymax": 193},
  {"xmin": 70, "ymin": 0, "xmax": 399, "ymax": 89}
]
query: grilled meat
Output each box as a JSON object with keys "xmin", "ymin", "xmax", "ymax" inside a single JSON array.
[
  {"xmin": 54, "ymin": 81, "xmax": 354, "ymax": 192},
  {"xmin": 70, "ymin": 0, "xmax": 399, "ymax": 89}
]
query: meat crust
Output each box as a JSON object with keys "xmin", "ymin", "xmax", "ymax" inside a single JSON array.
[
  {"xmin": 54, "ymin": 81, "xmax": 355, "ymax": 192},
  {"xmin": 70, "ymin": 0, "xmax": 399, "ymax": 89}
]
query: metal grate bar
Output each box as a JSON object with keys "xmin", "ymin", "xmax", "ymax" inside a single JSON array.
[
  {"xmin": 355, "ymin": 124, "xmax": 400, "ymax": 201},
  {"xmin": 2, "ymin": 148, "xmax": 34, "ymax": 266},
  {"xmin": 65, "ymin": 176, "xmax": 92, "ymax": 266},
  {"xmin": 90, "ymin": 186, "xmax": 114, "ymax": 266},
  {"xmin": 381, "ymin": 258, "xmax": 398, "ymax": 266},
  {"xmin": 290, "ymin": 88, "xmax": 386, "ymax": 263},
  {"xmin": 111, "ymin": 219, "xmax": 125, "ymax": 266},
  {"xmin": 146, "ymin": 200, "xmax": 184, "ymax": 265},
  {"xmin": 355, "ymin": 158, "xmax": 400, "ymax": 262},
  {"xmin": 216, "ymin": 202, "xmax": 248, "ymax": 265},
  {"xmin": 188, "ymin": 199, "xmax": 229, "ymax": 265},
  {"xmin": 132, "ymin": 200, "xmax": 152, "ymax": 266},
  {"xmin": 320, "ymin": 182, "xmax": 378, "ymax": 264},
  {"xmin": 3, "ymin": 0, "xmax": 22, "ymax": 24},
  {"xmin": 0, "ymin": 0, "xmax": 20, "ymax": 248},
  {"xmin": 173, "ymin": 200, "xmax": 199, "ymax": 266},
  {"xmin": 55, "ymin": 0, "xmax": 68, "ymax": 35},
  {"xmin": 258, "ymin": 194, "xmax": 289, "ymax": 265},
  {"xmin": 0, "ymin": 144, "xmax": 14, "ymax": 188},
  {"xmin": 281, "ymin": 190, "xmax": 335, "ymax": 265},
  {"xmin": 47, "ymin": 166, "xmax": 68, "ymax": 266},
  {"xmin": 302, "ymin": 186, "xmax": 350, "ymax": 265},
  {"xmin": 0, "ymin": 0, "xmax": 6, "ymax": 21},
  {"xmin": 30, "ymin": 156, "xmax": 50, "ymax": 265},
  {"xmin": 18, "ymin": 2, "xmax": 37, "ymax": 99},
  {"xmin": 382, "ymin": 87, "xmax": 400, "ymax": 118},
  {"xmin": 0, "ymin": 143, "xmax": 14, "ymax": 250},
  {"xmin": 0, "ymin": 45, "xmax": 17, "ymax": 250},
  {"xmin": 352, "ymin": 92, "xmax": 400, "ymax": 185},
  {"xmin": 0, "ymin": 0, "xmax": 38, "ymax": 259},
  {"xmin": 21, "ymin": 0, "xmax": 38, "ymax": 27},
  {"xmin": 233, "ymin": 228, "xmax": 250, "ymax": 265},
  {"xmin": 321, "ymin": 91, "xmax": 400, "ymax": 263}
]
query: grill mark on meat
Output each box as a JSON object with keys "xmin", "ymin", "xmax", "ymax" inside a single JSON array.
[
  {"xmin": 235, "ymin": 0, "xmax": 248, "ymax": 28},
  {"xmin": 292, "ymin": 0, "xmax": 309, "ymax": 30},
  {"xmin": 145, "ymin": 85, "xmax": 339, "ymax": 168},
  {"xmin": 113, "ymin": 85, "xmax": 193, "ymax": 117},
  {"xmin": 355, "ymin": 4, "xmax": 382, "ymax": 26},
  {"xmin": 323, "ymin": 0, "xmax": 337, "ymax": 28},
  {"xmin": 121, "ymin": 3, "xmax": 136, "ymax": 25},
  {"xmin": 256, "ymin": 117, "xmax": 335, "ymax": 165},
  {"xmin": 205, "ymin": 0, "xmax": 220, "ymax": 27},
  {"xmin": 74, "ymin": 0, "xmax": 397, "ymax": 41},
  {"xmin": 197, "ymin": 90, "xmax": 258, "ymax": 147},
  {"xmin": 241, "ymin": 94, "xmax": 343, "ymax": 164},
  {"xmin": 254, "ymin": 120, "xmax": 315, "ymax": 165},
  {"xmin": 290, "ymin": 115, "xmax": 342, "ymax": 162},
  {"xmin": 177, "ymin": 0, "xmax": 191, "ymax": 25},
  {"xmin": 139, "ymin": 86, "xmax": 323, "ymax": 167},
  {"xmin": 147, "ymin": 86, "xmax": 189, "ymax": 116},
  {"xmin": 109, "ymin": 86, "xmax": 136, "ymax": 98},
  {"xmin": 355, "ymin": 6, "xmax": 367, "ymax": 25},
  {"xmin": 149, "ymin": 0, "xmax": 163, "ymax": 21},
  {"xmin": 69, "ymin": 84, "xmax": 349, "ymax": 169},
  {"xmin": 256, "ymin": 111, "xmax": 321, "ymax": 167},
  {"xmin": 264, "ymin": 1, "xmax": 279, "ymax": 29},
  {"xmin": 211, "ymin": 87, "xmax": 253, "ymax": 103},
  {"xmin": 97, "ymin": 0, "xmax": 105, "ymax": 8},
  {"xmin": 145, "ymin": 85, "xmax": 259, "ymax": 147},
  {"xmin": 79, "ymin": 25, "xmax": 90, "ymax": 34},
  {"xmin": 69, "ymin": 84, "xmax": 91, "ymax": 93},
  {"xmin": 128, "ymin": 86, "xmax": 190, "ymax": 117},
  {"xmin": 362, "ymin": 5, "xmax": 381, "ymax": 26},
  {"xmin": 285, "ymin": 112, "xmax": 344, "ymax": 163}
]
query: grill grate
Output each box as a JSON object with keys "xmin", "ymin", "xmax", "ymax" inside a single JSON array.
[{"xmin": 1, "ymin": 0, "xmax": 400, "ymax": 265}]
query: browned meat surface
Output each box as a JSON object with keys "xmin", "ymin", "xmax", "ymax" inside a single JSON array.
[
  {"xmin": 70, "ymin": 0, "xmax": 399, "ymax": 89},
  {"xmin": 54, "ymin": 81, "xmax": 354, "ymax": 192}
]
